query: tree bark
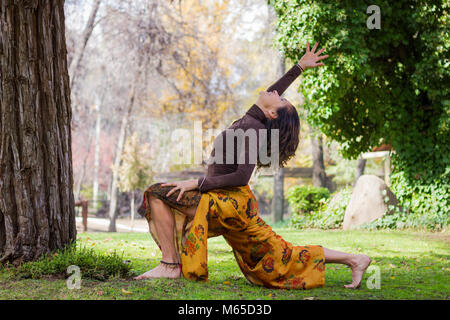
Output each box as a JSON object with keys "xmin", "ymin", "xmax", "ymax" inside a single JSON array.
[
  {"xmin": 354, "ymin": 157, "xmax": 367, "ymax": 186},
  {"xmin": 92, "ymin": 100, "xmax": 102, "ymax": 209},
  {"xmin": 0, "ymin": 1, "xmax": 76, "ymax": 264},
  {"xmin": 310, "ymin": 125, "xmax": 328, "ymax": 189}
]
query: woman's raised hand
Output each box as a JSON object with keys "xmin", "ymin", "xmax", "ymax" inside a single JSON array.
[
  {"xmin": 298, "ymin": 42, "xmax": 329, "ymax": 70},
  {"xmin": 161, "ymin": 179, "xmax": 199, "ymax": 202}
]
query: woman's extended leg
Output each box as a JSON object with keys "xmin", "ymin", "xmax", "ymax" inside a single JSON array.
[
  {"xmin": 134, "ymin": 195, "xmax": 196, "ymax": 280},
  {"xmin": 323, "ymin": 247, "xmax": 371, "ymax": 289}
]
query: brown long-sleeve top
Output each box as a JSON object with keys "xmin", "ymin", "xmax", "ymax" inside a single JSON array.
[{"xmin": 197, "ymin": 64, "xmax": 303, "ymax": 193}]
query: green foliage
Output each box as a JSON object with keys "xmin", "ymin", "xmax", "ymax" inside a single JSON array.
[
  {"xmin": 269, "ymin": 0, "xmax": 450, "ymax": 227},
  {"xmin": 287, "ymin": 185, "xmax": 330, "ymax": 215},
  {"xmin": 290, "ymin": 186, "xmax": 352, "ymax": 229},
  {"xmin": 362, "ymin": 187, "xmax": 448, "ymax": 231},
  {"xmin": 14, "ymin": 244, "xmax": 131, "ymax": 280}
]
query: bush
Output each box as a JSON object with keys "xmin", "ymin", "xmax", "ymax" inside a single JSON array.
[
  {"xmin": 287, "ymin": 185, "xmax": 330, "ymax": 216},
  {"xmin": 14, "ymin": 243, "xmax": 132, "ymax": 280},
  {"xmin": 289, "ymin": 186, "xmax": 352, "ymax": 229},
  {"xmin": 362, "ymin": 188, "xmax": 449, "ymax": 231}
]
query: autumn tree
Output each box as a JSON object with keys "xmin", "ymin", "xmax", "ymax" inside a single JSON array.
[
  {"xmin": 116, "ymin": 132, "xmax": 153, "ymax": 230},
  {"xmin": 0, "ymin": 1, "xmax": 76, "ymax": 264}
]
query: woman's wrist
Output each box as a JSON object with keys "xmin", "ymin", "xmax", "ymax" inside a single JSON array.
[{"xmin": 297, "ymin": 61, "xmax": 306, "ymax": 72}]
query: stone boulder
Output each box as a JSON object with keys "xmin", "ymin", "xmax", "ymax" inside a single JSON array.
[{"xmin": 343, "ymin": 175, "xmax": 399, "ymax": 230}]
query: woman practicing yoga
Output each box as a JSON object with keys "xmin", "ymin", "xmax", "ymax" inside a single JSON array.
[{"xmin": 135, "ymin": 42, "xmax": 371, "ymax": 289}]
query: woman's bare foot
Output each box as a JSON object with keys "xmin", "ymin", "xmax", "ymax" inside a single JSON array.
[
  {"xmin": 134, "ymin": 262, "xmax": 181, "ymax": 280},
  {"xmin": 344, "ymin": 254, "xmax": 371, "ymax": 289}
]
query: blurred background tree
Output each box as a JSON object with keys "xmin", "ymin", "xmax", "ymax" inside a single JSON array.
[{"xmin": 116, "ymin": 132, "xmax": 153, "ymax": 231}]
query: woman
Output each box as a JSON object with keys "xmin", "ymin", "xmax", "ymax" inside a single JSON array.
[{"xmin": 135, "ymin": 42, "xmax": 371, "ymax": 289}]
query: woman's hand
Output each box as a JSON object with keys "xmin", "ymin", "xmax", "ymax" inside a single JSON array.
[
  {"xmin": 298, "ymin": 42, "xmax": 329, "ymax": 70},
  {"xmin": 161, "ymin": 179, "xmax": 199, "ymax": 202}
]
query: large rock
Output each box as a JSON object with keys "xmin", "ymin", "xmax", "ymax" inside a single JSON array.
[{"xmin": 343, "ymin": 175, "xmax": 398, "ymax": 230}]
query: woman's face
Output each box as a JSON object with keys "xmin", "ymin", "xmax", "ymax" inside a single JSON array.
[{"xmin": 256, "ymin": 90, "xmax": 292, "ymax": 119}]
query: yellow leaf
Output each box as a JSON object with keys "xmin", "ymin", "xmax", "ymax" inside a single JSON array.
[
  {"xmin": 391, "ymin": 276, "xmax": 395, "ymax": 280},
  {"xmin": 268, "ymin": 293, "xmax": 272, "ymax": 297},
  {"xmin": 121, "ymin": 289, "xmax": 132, "ymax": 295},
  {"xmin": 223, "ymin": 281, "xmax": 231, "ymax": 285}
]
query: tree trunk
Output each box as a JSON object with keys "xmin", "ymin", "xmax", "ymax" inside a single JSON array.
[
  {"xmin": 68, "ymin": 0, "xmax": 101, "ymax": 90},
  {"xmin": 107, "ymin": 51, "xmax": 144, "ymax": 232},
  {"xmin": 74, "ymin": 117, "xmax": 94, "ymax": 200},
  {"xmin": 130, "ymin": 191, "xmax": 135, "ymax": 232},
  {"xmin": 92, "ymin": 101, "xmax": 102, "ymax": 210},
  {"xmin": 107, "ymin": 76, "xmax": 141, "ymax": 231},
  {"xmin": 0, "ymin": 1, "xmax": 76, "ymax": 264},
  {"xmin": 354, "ymin": 157, "xmax": 367, "ymax": 186},
  {"xmin": 108, "ymin": 110, "xmax": 130, "ymax": 232},
  {"xmin": 310, "ymin": 125, "xmax": 328, "ymax": 189}
]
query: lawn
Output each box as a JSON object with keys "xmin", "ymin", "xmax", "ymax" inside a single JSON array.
[{"xmin": 0, "ymin": 227, "xmax": 448, "ymax": 300}]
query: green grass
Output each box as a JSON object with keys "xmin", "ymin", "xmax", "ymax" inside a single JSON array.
[{"xmin": 0, "ymin": 228, "xmax": 448, "ymax": 300}]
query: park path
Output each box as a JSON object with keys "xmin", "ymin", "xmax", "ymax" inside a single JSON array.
[{"xmin": 75, "ymin": 217, "xmax": 148, "ymax": 233}]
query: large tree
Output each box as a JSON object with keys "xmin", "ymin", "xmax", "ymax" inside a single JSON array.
[
  {"xmin": 269, "ymin": 0, "xmax": 449, "ymax": 227},
  {"xmin": 0, "ymin": 1, "xmax": 76, "ymax": 264}
]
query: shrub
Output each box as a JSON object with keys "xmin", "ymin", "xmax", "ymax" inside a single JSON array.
[
  {"xmin": 362, "ymin": 188, "xmax": 449, "ymax": 231},
  {"xmin": 14, "ymin": 243, "xmax": 132, "ymax": 280},
  {"xmin": 289, "ymin": 186, "xmax": 352, "ymax": 229},
  {"xmin": 287, "ymin": 185, "xmax": 330, "ymax": 216}
]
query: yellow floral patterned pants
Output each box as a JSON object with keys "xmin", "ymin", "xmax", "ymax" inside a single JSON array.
[{"xmin": 140, "ymin": 184, "xmax": 325, "ymax": 290}]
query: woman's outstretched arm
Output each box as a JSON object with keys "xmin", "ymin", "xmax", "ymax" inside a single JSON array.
[
  {"xmin": 266, "ymin": 64, "xmax": 303, "ymax": 96},
  {"xmin": 266, "ymin": 42, "xmax": 329, "ymax": 95}
]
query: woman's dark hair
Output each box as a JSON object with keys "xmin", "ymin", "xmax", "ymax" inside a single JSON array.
[{"xmin": 257, "ymin": 105, "xmax": 300, "ymax": 169}]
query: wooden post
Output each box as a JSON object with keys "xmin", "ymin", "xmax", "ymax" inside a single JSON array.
[
  {"xmin": 384, "ymin": 153, "xmax": 391, "ymax": 186},
  {"xmin": 75, "ymin": 201, "xmax": 89, "ymax": 232}
]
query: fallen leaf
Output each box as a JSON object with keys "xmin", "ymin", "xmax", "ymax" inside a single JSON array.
[
  {"xmin": 268, "ymin": 293, "xmax": 272, "ymax": 297},
  {"xmin": 121, "ymin": 288, "xmax": 132, "ymax": 295},
  {"xmin": 303, "ymin": 297, "xmax": 315, "ymax": 300},
  {"xmin": 223, "ymin": 281, "xmax": 231, "ymax": 285},
  {"xmin": 97, "ymin": 290, "xmax": 104, "ymax": 296},
  {"xmin": 391, "ymin": 276, "xmax": 395, "ymax": 280}
]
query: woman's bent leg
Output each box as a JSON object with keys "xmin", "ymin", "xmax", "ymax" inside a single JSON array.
[
  {"xmin": 323, "ymin": 247, "xmax": 371, "ymax": 289},
  {"xmin": 134, "ymin": 195, "xmax": 197, "ymax": 280}
]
